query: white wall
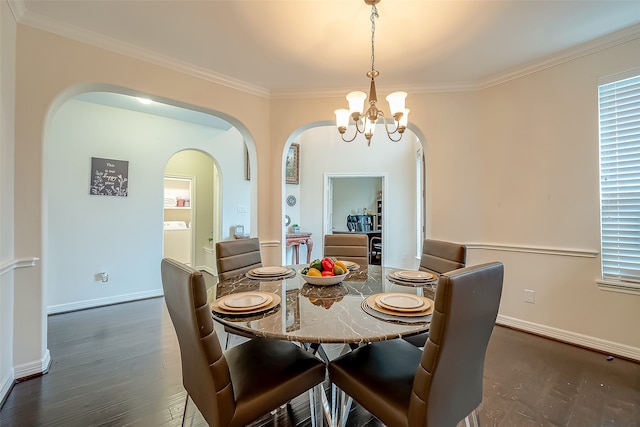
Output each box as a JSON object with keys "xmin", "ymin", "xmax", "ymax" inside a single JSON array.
[
  {"xmin": 467, "ymin": 39, "xmax": 640, "ymax": 357},
  {"xmin": 0, "ymin": 0, "xmax": 17, "ymax": 403},
  {"xmin": 44, "ymin": 99, "xmax": 248, "ymax": 313},
  {"xmin": 297, "ymin": 126, "xmax": 421, "ymax": 269}
]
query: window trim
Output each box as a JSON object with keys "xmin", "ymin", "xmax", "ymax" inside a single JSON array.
[{"xmin": 598, "ymin": 68, "xmax": 640, "ymax": 295}]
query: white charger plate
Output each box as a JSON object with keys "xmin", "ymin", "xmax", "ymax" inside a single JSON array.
[
  {"xmin": 391, "ymin": 270, "xmax": 434, "ymax": 282},
  {"xmin": 218, "ymin": 292, "xmax": 273, "ymax": 311},
  {"xmin": 376, "ymin": 293, "xmax": 427, "ymax": 312},
  {"xmin": 250, "ymin": 266, "xmax": 289, "ymax": 276}
]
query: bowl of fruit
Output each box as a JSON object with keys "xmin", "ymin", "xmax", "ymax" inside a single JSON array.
[{"xmin": 299, "ymin": 257, "xmax": 349, "ymax": 286}]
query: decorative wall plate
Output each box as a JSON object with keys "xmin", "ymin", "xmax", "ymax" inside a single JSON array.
[
  {"xmin": 285, "ymin": 214, "xmax": 291, "ymax": 226},
  {"xmin": 286, "ymin": 195, "xmax": 297, "ymax": 207}
]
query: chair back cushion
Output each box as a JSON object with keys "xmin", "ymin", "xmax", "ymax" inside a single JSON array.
[
  {"xmin": 418, "ymin": 239, "xmax": 466, "ymax": 275},
  {"xmin": 216, "ymin": 238, "xmax": 262, "ymax": 281},
  {"xmin": 324, "ymin": 234, "xmax": 369, "ymax": 265},
  {"xmin": 161, "ymin": 258, "xmax": 236, "ymax": 427},
  {"xmin": 409, "ymin": 262, "xmax": 504, "ymax": 426}
]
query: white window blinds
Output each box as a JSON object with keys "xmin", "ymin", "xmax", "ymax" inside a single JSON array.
[{"xmin": 598, "ymin": 74, "xmax": 640, "ymax": 283}]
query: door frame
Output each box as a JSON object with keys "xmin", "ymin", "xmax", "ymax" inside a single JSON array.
[{"xmin": 324, "ymin": 173, "xmax": 388, "ymax": 264}]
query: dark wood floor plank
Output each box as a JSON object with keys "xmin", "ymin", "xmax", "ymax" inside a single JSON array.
[{"xmin": 1, "ymin": 297, "xmax": 638, "ymax": 427}]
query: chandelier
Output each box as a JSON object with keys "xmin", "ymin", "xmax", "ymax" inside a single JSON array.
[{"xmin": 334, "ymin": 0, "xmax": 409, "ymax": 146}]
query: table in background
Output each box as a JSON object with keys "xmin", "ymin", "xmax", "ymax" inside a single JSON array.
[{"xmin": 286, "ymin": 233, "xmax": 313, "ymax": 264}]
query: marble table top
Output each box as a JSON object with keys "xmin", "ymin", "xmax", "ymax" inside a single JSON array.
[{"xmin": 211, "ymin": 265, "xmax": 436, "ymax": 344}]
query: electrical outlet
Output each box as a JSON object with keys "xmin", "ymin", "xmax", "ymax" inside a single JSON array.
[
  {"xmin": 95, "ymin": 272, "xmax": 109, "ymax": 283},
  {"xmin": 524, "ymin": 289, "xmax": 535, "ymax": 304}
]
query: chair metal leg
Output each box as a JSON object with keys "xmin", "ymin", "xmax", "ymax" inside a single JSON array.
[
  {"xmin": 181, "ymin": 394, "xmax": 188, "ymax": 427},
  {"xmin": 331, "ymin": 384, "xmax": 353, "ymax": 427},
  {"xmin": 309, "ymin": 383, "xmax": 328, "ymax": 427},
  {"xmin": 182, "ymin": 393, "xmax": 197, "ymax": 427},
  {"xmin": 464, "ymin": 408, "xmax": 481, "ymax": 427},
  {"xmin": 224, "ymin": 331, "xmax": 231, "ymax": 350}
]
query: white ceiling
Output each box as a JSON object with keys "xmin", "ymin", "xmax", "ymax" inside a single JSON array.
[{"xmin": 13, "ymin": 0, "xmax": 640, "ymax": 98}]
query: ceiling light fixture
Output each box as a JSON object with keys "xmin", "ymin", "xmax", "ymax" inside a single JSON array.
[{"xmin": 334, "ymin": 0, "xmax": 409, "ymax": 146}]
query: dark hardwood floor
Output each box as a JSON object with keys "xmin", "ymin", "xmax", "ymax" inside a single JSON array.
[{"xmin": 1, "ymin": 296, "xmax": 638, "ymax": 426}]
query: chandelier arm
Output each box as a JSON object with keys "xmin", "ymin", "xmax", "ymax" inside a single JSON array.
[
  {"xmin": 340, "ymin": 130, "xmax": 360, "ymax": 143},
  {"xmin": 379, "ymin": 112, "xmax": 399, "ymax": 134},
  {"xmin": 385, "ymin": 130, "xmax": 404, "ymax": 143}
]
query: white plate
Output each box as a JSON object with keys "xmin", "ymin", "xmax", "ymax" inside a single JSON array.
[
  {"xmin": 393, "ymin": 270, "xmax": 434, "ymax": 281},
  {"xmin": 251, "ymin": 266, "xmax": 289, "ymax": 276},
  {"xmin": 341, "ymin": 261, "xmax": 359, "ymax": 270},
  {"xmin": 377, "ymin": 293, "xmax": 424, "ymax": 310},
  {"xmin": 221, "ymin": 292, "xmax": 271, "ymax": 309}
]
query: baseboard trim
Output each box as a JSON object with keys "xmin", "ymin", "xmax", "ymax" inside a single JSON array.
[
  {"xmin": 0, "ymin": 370, "xmax": 16, "ymax": 409},
  {"xmin": 497, "ymin": 315, "xmax": 640, "ymax": 362},
  {"xmin": 47, "ymin": 290, "xmax": 164, "ymax": 314},
  {"xmin": 13, "ymin": 349, "xmax": 51, "ymax": 381}
]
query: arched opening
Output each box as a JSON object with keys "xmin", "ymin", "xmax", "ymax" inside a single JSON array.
[
  {"xmin": 43, "ymin": 87, "xmax": 255, "ymax": 314},
  {"xmin": 282, "ymin": 123, "xmax": 425, "ymax": 268}
]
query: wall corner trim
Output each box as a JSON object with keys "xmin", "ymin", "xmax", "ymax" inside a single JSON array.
[{"xmin": 0, "ymin": 257, "xmax": 40, "ymax": 276}]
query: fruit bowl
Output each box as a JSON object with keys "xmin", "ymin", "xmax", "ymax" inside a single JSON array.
[{"xmin": 299, "ymin": 270, "xmax": 348, "ymax": 286}]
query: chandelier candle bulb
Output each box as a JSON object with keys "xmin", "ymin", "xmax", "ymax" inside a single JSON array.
[
  {"xmin": 398, "ymin": 108, "xmax": 410, "ymax": 129},
  {"xmin": 386, "ymin": 91, "xmax": 407, "ymax": 118},
  {"xmin": 335, "ymin": 109, "xmax": 350, "ymax": 132},
  {"xmin": 347, "ymin": 91, "xmax": 366, "ymax": 118}
]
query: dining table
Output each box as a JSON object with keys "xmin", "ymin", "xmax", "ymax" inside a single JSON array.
[
  {"xmin": 209, "ymin": 264, "xmax": 437, "ymax": 426},
  {"xmin": 210, "ymin": 264, "xmax": 437, "ymax": 347}
]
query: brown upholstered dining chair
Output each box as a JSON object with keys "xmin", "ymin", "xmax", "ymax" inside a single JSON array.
[
  {"xmin": 418, "ymin": 238, "xmax": 467, "ymax": 276},
  {"xmin": 404, "ymin": 239, "xmax": 468, "ymax": 348},
  {"xmin": 323, "ymin": 234, "xmax": 369, "ymax": 265},
  {"xmin": 215, "ymin": 237, "xmax": 263, "ymax": 348},
  {"xmin": 161, "ymin": 258, "xmax": 326, "ymax": 427},
  {"xmin": 328, "ymin": 262, "xmax": 503, "ymax": 427},
  {"xmin": 215, "ymin": 237, "xmax": 262, "ymax": 281}
]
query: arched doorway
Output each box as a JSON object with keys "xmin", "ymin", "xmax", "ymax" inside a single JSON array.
[{"xmin": 282, "ymin": 124, "xmax": 424, "ymax": 269}]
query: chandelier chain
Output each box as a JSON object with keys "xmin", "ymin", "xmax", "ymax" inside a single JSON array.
[{"xmin": 370, "ymin": 4, "xmax": 378, "ymax": 73}]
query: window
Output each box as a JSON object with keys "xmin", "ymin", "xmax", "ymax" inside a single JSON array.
[{"xmin": 598, "ymin": 72, "xmax": 640, "ymax": 292}]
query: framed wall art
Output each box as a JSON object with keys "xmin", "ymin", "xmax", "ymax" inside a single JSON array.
[
  {"xmin": 285, "ymin": 143, "xmax": 299, "ymax": 184},
  {"xmin": 90, "ymin": 157, "xmax": 129, "ymax": 197}
]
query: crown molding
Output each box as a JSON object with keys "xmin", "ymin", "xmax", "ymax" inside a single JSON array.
[
  {"xmin": 478, "ymin": 22, "xmax": 640, "ymax": 90},
  {"xmin": 14, "ymin": 5, "xmax": 271, "ymax": 99},
  {"xmin": 275, "ymin": 22, "xmax": 640, "ymax": 98},
  {"xmin": 10, "ymin": 2, "xmax": 640, "ymax": 99}
]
